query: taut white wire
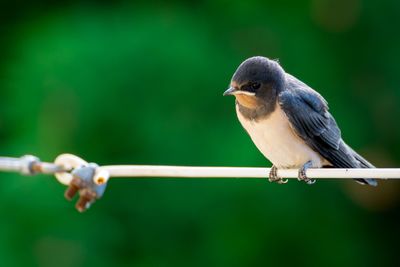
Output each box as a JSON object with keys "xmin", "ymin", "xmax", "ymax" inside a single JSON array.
[
  {"xmin": 53, "ymin": 154, "xmax": 399, "ymax": 186},
  {"xmin": 2, "ymin": 154, "xmax": 399, "ymax": 186},
  {"xmin": 100, "ymin": 165, "xmax": 400, "ymax": 179}
]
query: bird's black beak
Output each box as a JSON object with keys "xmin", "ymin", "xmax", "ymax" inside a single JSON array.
[{"xmin": 223, "ymin": 87, "xmax": 237, "ymax": 96}]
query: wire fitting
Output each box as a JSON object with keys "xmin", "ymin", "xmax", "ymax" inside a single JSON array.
[
  {"xmin": 0, "ymin": 155, "xmax": 67, "ymax": 176},
  {"xmin": 64, "ymin": 163, "xmax": 108, "ymax": 212},
  {"xmin": 19, "ymin": 155, "xmax": 40, "ymax": 175}
]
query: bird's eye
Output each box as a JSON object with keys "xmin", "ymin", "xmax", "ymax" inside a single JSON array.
[{"xmin": 251, "ymin": 82, "xmax": 261, "ymax": 90}]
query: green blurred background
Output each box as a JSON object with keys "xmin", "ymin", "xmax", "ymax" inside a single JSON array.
[{"xmin": 1, "ymin": 0, "xmax": 400, "ymax": 266}]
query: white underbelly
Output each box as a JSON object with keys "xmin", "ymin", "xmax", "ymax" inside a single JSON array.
[{"xmin": 237, "ymin": 105, "xmax": 327, "ymax": 168}]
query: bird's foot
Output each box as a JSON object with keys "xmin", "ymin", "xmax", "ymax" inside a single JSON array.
[
  {"xmin": 298, "ymin": 161, "xmax": 316, "ymax": 185},
  {"xmin": 268, "ymin": 165, "xmax": 288, "ymax": 184}
]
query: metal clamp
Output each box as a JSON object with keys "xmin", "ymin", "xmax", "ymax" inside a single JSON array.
[
  {"xmin": 19, "ymin": 155, "xmax": 40, "ymax": 175},
  {"xmin": 64, "ymin": 163, "xmax": 108, "ymax": 212}
]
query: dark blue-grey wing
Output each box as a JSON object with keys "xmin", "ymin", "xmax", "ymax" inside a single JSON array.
[
  {"xmin": 278, "ymin": 74, "xmax": 360, "ymax": 168},
  {"xmin": 279, "ymin": 75, "xmax": 377, "ymax": 186}
]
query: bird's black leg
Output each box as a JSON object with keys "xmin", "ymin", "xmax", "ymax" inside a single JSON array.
[
  {"xmin": 268, "ymin": 165, "xmax": 288, "ymax": 184},
  {"xmin": 298, "ymin": 161, "xmax": 316, "ymax": 185}
]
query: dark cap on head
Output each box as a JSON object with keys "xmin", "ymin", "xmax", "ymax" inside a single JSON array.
[
  {"xmin": 224, "ymin": 56, "xmax": 285, "ymax": 99},
  {"xmin": 224, "ymin": 56, "xmax": 286, "ymax": 119},
  {"xmin": 232, "ymin": 56, "xmax": 285, "ymax": 87}
]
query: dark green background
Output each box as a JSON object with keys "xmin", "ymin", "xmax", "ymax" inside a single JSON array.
[{"xmin": 1, "ymin": 1, "xmax": 400, "ymax": 266}]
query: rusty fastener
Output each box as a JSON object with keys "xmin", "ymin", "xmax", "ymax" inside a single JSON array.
[{"xmin": 64, "ymin": 163, "xmax": 108, "ymax": 212}]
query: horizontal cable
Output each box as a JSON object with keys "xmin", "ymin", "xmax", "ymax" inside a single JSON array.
[
  {"xmin": 0, "ymin": 157, "xmax": 23, "ymax": 173},
  {"xmin": 100, "ymin": 165, "xmax": 400, "ymax": 179},
  {"xmin": 1, "ymin": 155, "xmax": 398, "ymax": 181},
  {"xmin": 1, "ymin": 154, "xmax": 395, "ymax": 212}
]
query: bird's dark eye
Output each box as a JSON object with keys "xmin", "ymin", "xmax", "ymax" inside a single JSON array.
[{"xmin": 251, "ymin": 82, "xmax": 261, "ymax": 90}]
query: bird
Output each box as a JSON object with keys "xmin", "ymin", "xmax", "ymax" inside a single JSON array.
[{"xmin": 223, "ymin": 56, "xmax": 377, "ymax": 186}]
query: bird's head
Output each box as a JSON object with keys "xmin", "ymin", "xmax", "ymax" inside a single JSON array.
[{"xmin": 224, "ymin": 56, "xmax": 285, "ymax": 109}]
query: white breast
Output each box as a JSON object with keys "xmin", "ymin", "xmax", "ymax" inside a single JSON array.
[{"xmin": 236, "ymin": 104, "xmax": 327, "ymax": 168}]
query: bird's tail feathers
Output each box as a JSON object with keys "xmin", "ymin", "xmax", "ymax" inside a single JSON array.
[{"xmin": 347, "ymin": 145, "xmax": 378, "ymax": 186}]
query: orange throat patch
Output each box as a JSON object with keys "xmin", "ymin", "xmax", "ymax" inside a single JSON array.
[{"xmin": 235, "ymin": 94, "xmax": 261, "ymax": 109}]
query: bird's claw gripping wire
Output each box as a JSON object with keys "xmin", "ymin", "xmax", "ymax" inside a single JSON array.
[
  {"xmin": 268, "ymin": 165, "xmax": 288, "ymax": 184},
  {"xmin": 298, "ymin": 161, "xmax": 316, "ymax": 185},
  {"xmin": 64, "ymin": 163, "xmax": 108, "ymax": 213}
]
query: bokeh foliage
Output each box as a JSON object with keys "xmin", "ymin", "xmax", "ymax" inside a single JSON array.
[{"xmin": 1, "ymin": 1, "xmax": 400, "ymax": 266}]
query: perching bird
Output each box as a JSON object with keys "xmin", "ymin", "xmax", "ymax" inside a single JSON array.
[{"xmin": 224, "ymin": 56, "xmax": 377, "ymax": 186}]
